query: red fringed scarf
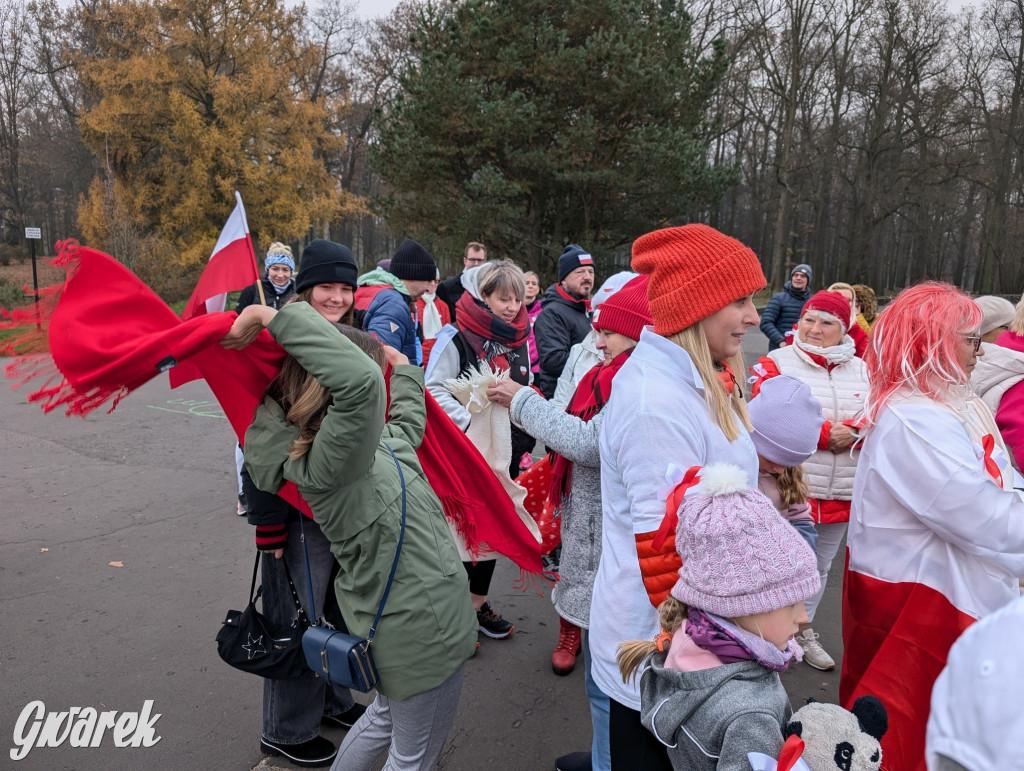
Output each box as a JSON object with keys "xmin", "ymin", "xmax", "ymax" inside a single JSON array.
[
  {"xmin": 454, "ymin": 291, "xmax": 529, "ymax": 370},
  {"xmin": 4, "ymin": 242, "xmax": 542, "ymax": 575},
  {"xmin": 548, "ymin": 348, "xmax": 634, "ymax": 506}
]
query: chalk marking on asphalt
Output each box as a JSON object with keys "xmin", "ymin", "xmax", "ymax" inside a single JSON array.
[{"xmin": 146, "ymin": 398, "xmax": 225, "ymax": 419}]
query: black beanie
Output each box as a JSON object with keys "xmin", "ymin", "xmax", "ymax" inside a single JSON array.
[
  {"xmin": 389, "ymin": 240, "xmax": 437, "ymax": 281},
  {"xmin": 296, "ymin": 240, "xmax": 358, "ymax": 292},
  {"xmin": 558, "ymin": 244, "xmax": 595, "ymax": 282}
]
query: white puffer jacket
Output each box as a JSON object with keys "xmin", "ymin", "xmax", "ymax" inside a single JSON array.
[
  {"xmin": 768, "ymin": 340, "xmax": 868, "ymax": 501},
  {"xmin": 972, "ymin": 341, "xmax": 1024, "ymax": 415}
]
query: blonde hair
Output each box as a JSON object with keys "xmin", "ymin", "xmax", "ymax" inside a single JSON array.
[
  {"xmin": 667, "ymin": 325, "xmax": 751, "ymax": 442},
  {"xmin": 478, "ymin": 259, "xmax": 526, "ymax": 302},
  {"xmin": 617, "ymin": 597, "xmax": 688, "ymax": 682},
  {"xmin": 827, "ymin": 281, "xmax": 855, "ymax": 296},
  {"xmin": 265, "ymin": 356, "xmax": 332, "ymax": 461},
  {"xmin": 1012, "ymin": 292, "xmax": 1024, "ymax": 336},
  {"xmin": 776, "ymin": 466, "xmax": 808, "ymax": 507},
  {"xmin": 266, "ymin": 241, "xmax": 293, "ymax": 259},
  {"xmin": 267, "ymin": 323, "xmax": 384, "ymax": 460}
]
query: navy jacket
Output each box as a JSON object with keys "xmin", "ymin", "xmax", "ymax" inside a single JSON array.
[
  {"xmin": 363, "ymin": 287, "xmax": 421, "ymax": 364},
  {"xmin": 760, "ymin": 282, "xmax": 811, "ymax": 350}
]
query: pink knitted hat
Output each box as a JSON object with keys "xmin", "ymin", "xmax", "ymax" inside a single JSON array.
[{"xmin": 671, "ymin": 464, "xmax": 820, "ymax": 617}]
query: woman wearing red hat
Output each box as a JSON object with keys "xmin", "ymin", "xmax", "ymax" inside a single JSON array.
[
  {"xmin": 749, "ymin": 289, "xmax": 868, "ymax": 672},
  {"xmin": 588, "ymin": 225, "xmax": 765, "ymax": 770},
  {"xmin": 488, "ymin": 275, "xmax": 653, "ymax": 771}
]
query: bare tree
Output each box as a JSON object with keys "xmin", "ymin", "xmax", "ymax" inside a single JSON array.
[{"xmin": 0, "ymin": 0, "xmax": 42, "ymax": 246}]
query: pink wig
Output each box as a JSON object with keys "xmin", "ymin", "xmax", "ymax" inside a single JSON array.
[{"xmin": 863, "ymin": 281, "xmax": 982, "ymax": 427}]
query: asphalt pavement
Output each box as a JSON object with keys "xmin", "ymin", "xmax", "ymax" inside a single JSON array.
[{"xmin": 0, "ymin": 325, "xmax": 843, "ymax": 770}]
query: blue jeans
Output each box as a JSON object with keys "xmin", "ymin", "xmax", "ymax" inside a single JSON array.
[
  {"xmin": 583, "ymin": 629, "xmax": 611, "ymax": 771},
  {"xmin": 261, "ymin": 517, "xmax": 354, "ymax": 744}
]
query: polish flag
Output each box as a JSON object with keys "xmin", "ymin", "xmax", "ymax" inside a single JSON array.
[{"xmin": 180, "ymin": 192, "xmax": 260, "ymax": 320}]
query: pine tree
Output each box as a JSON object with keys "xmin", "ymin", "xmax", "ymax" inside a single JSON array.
[{"xmin": 371, "ymin": 0, "xmax": 735, "ymax": 273}]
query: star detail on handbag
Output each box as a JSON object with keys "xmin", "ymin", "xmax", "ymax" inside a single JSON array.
[{"xmin": 243, "ymin": 633, "xmax": 267, "ymax": 660}]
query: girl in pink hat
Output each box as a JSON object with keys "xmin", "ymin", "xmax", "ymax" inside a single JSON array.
[{"xmin": 618, "ymin": 463, "xmax": 821, "ymax": 771}]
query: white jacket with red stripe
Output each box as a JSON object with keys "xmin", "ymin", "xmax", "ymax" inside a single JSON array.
[
  {"xmin": 848, "ymin": 393, "xmax": 1024, "ymax": 618},
  {"xmin": 842, "ymin": 392, "xmax": 1024, "ymax": 769}
]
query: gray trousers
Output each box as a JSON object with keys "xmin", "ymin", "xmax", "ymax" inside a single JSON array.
[
  {"xmin": 331, "ymin": 665, "xmax": 465, "ymax": 771},
  {"xmin": 805, "ymin": 521, "xmax": 848, "ymax": 622}
]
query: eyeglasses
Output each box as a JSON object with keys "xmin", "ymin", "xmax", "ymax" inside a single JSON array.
[{"xmin": 964, "ymin": 335, "xmax": 982, "ymax": 352}]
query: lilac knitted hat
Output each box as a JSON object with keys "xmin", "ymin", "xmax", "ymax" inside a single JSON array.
[
  {"xmin": 671, "ymin": 464, "xmax": 820, "ymax": 618},
  {"xmin": 748, "ymin": 375, "xmax": 825, "ymax": 467}
]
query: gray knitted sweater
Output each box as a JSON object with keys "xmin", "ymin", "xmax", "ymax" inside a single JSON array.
[
  {"xmin": 509, "ymin": 387, "xmax": 603, "ymax": 628},
  {"xmin": 639, "ymin": 651, "xmax": 791, "ymax": 771}
]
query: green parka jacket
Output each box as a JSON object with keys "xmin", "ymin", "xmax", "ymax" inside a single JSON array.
[{"xmin": 243, "ymin": 302, "xmax": 477, "ymax": 700}]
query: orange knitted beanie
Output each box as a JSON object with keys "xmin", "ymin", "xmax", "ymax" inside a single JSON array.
[{"xmin": 631, "ymin": 225, "xmax": 766, "ymax": 336}]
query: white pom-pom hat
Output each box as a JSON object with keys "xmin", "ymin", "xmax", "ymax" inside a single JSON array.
[{"xmin": 671, "ymin": 463, "xmax": 820, "ymax": 618}]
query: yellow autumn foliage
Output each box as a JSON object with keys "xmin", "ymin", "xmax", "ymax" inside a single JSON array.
[{"xmin": 76, "ymin": 0, "xmax": 360, "ymax": 273}]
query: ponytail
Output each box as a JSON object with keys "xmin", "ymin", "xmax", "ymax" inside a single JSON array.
[
  {"xmin": 616, "ymin": 597, "xmax": 688, "ymax": 683},
  {"xmin": 776, "ymin": 465, "xmax": 808, "ymax": 508}
]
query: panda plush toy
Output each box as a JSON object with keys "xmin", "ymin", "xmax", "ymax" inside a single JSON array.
[
  {"xmin": 748, "ymin": 696, "xmax": 888, "ymax": 771},
  {"xmin": 787, "ymin": 697, "xmax": 888, "ymax": 771}
]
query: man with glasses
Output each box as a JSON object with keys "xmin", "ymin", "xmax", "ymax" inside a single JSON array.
[{"xmin": 437, "ymin": 242, "xmax": 488, "ymax": 322}]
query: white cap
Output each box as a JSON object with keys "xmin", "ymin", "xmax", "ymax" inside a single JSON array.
[
  {"xmin": 591, "ymin": 271, "xmax": 637, "ymax": 312},
  {"xmin": 973, "ymin": 296, "xmax": 1014, "ymax": 336},
  {"xmin": 926, "ymin": 596, "xmax": 1024, "ymax": 770}
]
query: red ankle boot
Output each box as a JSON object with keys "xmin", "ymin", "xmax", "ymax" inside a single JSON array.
[{"xmin": 551, "ymin": 618, "xmax": 582, "ymax": 676}]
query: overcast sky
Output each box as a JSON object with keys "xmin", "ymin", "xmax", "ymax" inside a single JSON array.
[{"xmin": 354, "ymin": 0, "xmax": 402, "ymax": 18}]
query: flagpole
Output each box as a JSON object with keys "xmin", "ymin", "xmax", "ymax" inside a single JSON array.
[{"xmin": 235, "ymin": 192, "xmax": 266, "ymax": 307}]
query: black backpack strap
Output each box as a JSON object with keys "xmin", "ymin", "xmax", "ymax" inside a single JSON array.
[{"xmin": 451, "ymin": 329, "xmax": 475, "ymax": 378}]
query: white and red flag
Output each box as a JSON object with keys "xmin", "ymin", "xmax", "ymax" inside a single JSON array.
[
  {"xmin": 180, "ymin": 192, "xmax": 260, "ymax": 320},
  {"xmin": 839, "ymin": 397, "xmax": 1024, "ymax": 771}
]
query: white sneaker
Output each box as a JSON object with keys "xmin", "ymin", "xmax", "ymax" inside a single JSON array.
[{"xmin": 795, "ymin": 628, "xmax": 835, "ymax": 671}]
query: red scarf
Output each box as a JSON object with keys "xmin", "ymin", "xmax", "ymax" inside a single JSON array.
[
  {"xmin": 4, "ymin": 242, "xmax": 542, "ymax": 575},
  {"xmin": 548, "ymin": 348, "xmax": 633, "ymax": 506},
  {"xmin": 454, "ymin": 291, "xmax": 529, "ymax": 372},
  {"xmin": 556, "ymin": 283, "xmax": 592, "ymax": 312}
]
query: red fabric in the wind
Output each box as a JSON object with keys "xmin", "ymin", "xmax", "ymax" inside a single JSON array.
[{"xmin": 6, "ymin": 243, "xmax": 541, "ymax": 575}]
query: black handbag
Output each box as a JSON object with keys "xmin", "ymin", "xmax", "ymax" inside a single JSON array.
[
  {"xmin": 216, "ymin": 551, "xmax": 310, "ymax": 680},
  {"xmin": 300, "ymin": 441, "xmax": 407, "ymax": 693}
]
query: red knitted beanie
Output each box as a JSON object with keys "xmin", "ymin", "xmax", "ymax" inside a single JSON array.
[
  {"xmin": 800, "ymin": 290, "xmax": 851, "ymax": 331},
  {"xmin": 592, "ymin": 275, "xmax": 652, "ymax": 341},
  {"xmin": 631, "ymin": 225, "xmax": 766, "ymax": 336}
]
